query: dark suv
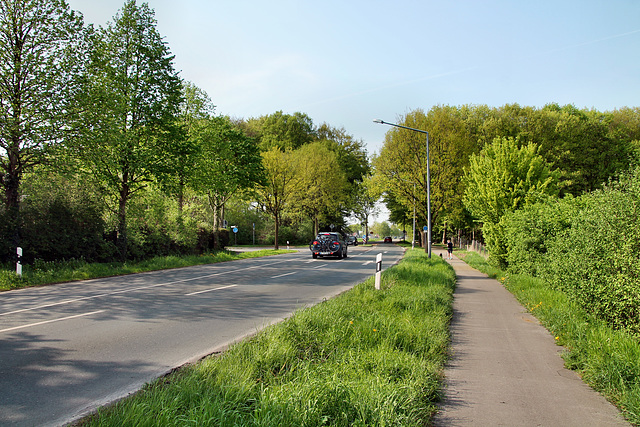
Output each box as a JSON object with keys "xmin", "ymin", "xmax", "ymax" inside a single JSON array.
[{"xmin": 310, "ymin": 232, "xmax": 348, "ymax": 259}]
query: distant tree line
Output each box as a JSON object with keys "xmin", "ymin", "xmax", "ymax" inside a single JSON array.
[
  {"xmin": 375, "ymin": 104, "xmax": 640, "ymax": 333},
  {"xmin": 374, "ymin": 103, "xmax": 640, "ymax": 248}
]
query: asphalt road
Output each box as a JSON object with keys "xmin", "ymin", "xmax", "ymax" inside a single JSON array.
[{"xmin": 0, "ymin": 244, "xmax": 404, "ymax": 426}]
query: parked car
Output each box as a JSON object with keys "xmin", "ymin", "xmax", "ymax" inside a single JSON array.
[
  {"xmin": 310, "ymin": 232, "xmax": 348, "ymax": 259},
  {"xmin": 383, "ymin": 236, "xmax": 392, "ymax": 243},
  {"xmin": 346, "ymin": 236, "xmax": 358, "ymax": 246}
]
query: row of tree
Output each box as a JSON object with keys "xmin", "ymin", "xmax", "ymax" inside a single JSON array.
[
  {"xmin": 3, "ymin": 0, "xmax": 640, "ymax": 268},
  {"xmin": 0, "ymin": 0, "xmax": 372, "ymax": 264},
  {"xmin": 374, "ymin": 103, "xmax": 640, "ymax": 249}
]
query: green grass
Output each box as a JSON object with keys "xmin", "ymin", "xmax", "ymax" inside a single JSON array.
[
  {"xmin": 0, "ymin": 249, "xmax": 294, "ymax": 292},
  {"xmin": 459, "ymin": 250, "xmax": 640, "ymax": 426},
  {"xmin": 80, "ymin": 248, "xmax": 456, "ymax": 426}
]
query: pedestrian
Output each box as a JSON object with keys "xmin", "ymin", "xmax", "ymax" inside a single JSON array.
[{"xmin": 447, "ymin": 239, "xmax": 453, "ymax": 260}]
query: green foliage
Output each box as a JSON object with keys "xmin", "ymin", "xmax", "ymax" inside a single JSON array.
[
  {"xmin": 289, "ymin": 141, "xmax": 349, "ymax": 235},
  {"xmin": 373, "ymin": 107, "xmax": 475, "ymax": 240},
  {"xmin": 541, "ymin": 167, "xmax": 640, "ymax": 334},
  {"xmin": 464, "ymin": 137, "xmax": 558, "ymax": 225},
  {"xmin": 464, "ymin": 137, "xmax": 558, "ymax": 267},
  {"xmin": 76, "ymin": 0, "xmax": 183, "ymax": 258},
  {"xmin": 80, "ymin": 249, "xmax": 456, "ymax": 426},
  {"xmin": 376, "ymin": 104, "xmax": 639, "ymax": 246},
  {"xmin": 254, "ymin": 111, "xmax": 315, "ymax": 151},
  {"xmin": 500, "ymin": 166, "xmax": 640, "ymax": 334},
  {"xmin": 503, "ymin": 196, "xmax": 582, "ymax": 277},
  {"xmin": 0, "ymin": 0, "xmax": 88, "ymax": 210},
  {"xmin": 189, "ymin": 115, "xmax": 265, "ymax": 229}
]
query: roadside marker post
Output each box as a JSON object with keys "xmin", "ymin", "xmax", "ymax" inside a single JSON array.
[
  {"xmin": 16, "ymin": 247, "xmax": 22, "ymax": 277},
  {"xmin": 375, "ymin": 253, "xmax": 382, "ymax": 290}
]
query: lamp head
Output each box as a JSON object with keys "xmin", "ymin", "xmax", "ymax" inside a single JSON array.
[{"xmin": 373, "ymin": 119, "xmax": 384, "ymax": 124}]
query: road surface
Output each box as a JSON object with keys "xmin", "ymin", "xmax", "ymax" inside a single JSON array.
[{"xmin": 0, "ymin": 244, "xmax": 404, "ymax": 426}]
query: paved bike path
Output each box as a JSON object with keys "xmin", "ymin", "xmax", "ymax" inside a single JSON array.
[{"xmin": 433, "ymin": 250, "xmax": 628, "ymax": 426}]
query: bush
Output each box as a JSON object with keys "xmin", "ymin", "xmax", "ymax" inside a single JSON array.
[
  {"xmin": 542, "ymin": 168, "xmax": 640, "ymax": 334},
  {"xmin": 503, "ymin": 196, "xmax": 582, "ymax": 276},
  {"xmin": 502, "ymin": 166, "xmax": 640, "ymax": 334}
]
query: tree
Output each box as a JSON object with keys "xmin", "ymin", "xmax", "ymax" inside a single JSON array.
[
  {"xmin": 463, "ymin": 137, "xmax": 558, "ymax": 266},
  {"xmin": 162, "ymin": 81, "xmax": 213, "ymax": 215},
  {"xmin": 373, "ymin": 107, "xmax": 474, "ymax": 250},
  {"xmin": 254, "ymin": 148, "xmax": 300, "ymax": 249},
  {"xmin": 189, "ymin": 116, "xmax": 264, "ymax": 230},
  {"xmin": 316, "ymin": 123, "xmax": 370, "ymax": 184},
  {"xmin": 351, "ymin": 176, "xmax": 379, "ymax": 239},
  {"xmin": 289, "ymin": 141, "xmax": 348, "ymax": 236},
  {"xmin": 254, "ymin": 111, "xmax": 315, "ymax": 151},
  {"xmin": 0, "ymin": 0, "xmax": 86, "ymax": 246},
  {"xmin": 76, "ymin": 0, "xmax": 183, "ymax": 258}
]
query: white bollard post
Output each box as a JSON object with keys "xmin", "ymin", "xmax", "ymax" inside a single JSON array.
[
  {"xmin": 16, "ymin": 247, "xmax": 22, "ymax": 277},
  {"xmin": 375, "ymin": 253, "xmax": 382, "ymax": 290}
]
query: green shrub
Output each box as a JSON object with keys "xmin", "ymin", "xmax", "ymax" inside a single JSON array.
[
  {"xmin": 501, "ymin": 166, "xmax": 640, "ymax": 334},
  {"xmin": 503, "ymin": 196, "xmax": 582, "ymax": 276},
  {"xmin": 542, "ymin": 167, "xmax": 640, "ymax": 334}
]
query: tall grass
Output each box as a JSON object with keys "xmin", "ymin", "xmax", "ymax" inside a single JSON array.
[
  {"xmin": 461, "ymin": 250, "xmax": 640, "ymax": 426},
  {"xmin": 0, "ymin": 250, "xmax": 293, "ymax": 291},
  {"xmin": 81, "ymin": 249, "xmax": 456, "ymax": 426}
]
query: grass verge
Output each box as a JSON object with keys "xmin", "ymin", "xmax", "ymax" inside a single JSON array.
[
  {"xmin": 79, "ymin": 248, "xmax": 456, "ymax": 426},
  {"xmin": 0, "ymin": 249, "xmax": 294, "ymax": 292},
  {"xmin": 459, "ymin": 251, "xmax": 640, "ymax": 426}
]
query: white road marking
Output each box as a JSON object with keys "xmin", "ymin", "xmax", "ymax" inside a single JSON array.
[
  {"xmin": 312, "ymin": 264, "xmax": 328, "ymax": 269},
  {"xmin": 0, "ymin": 260, "xmax": 288, "ymax": 317},
  {"xmin": 185, "ymin": 284, "xmax": 238, "ymax": 296},
  {"xmin": 0, "ymin": 310, "xmax": 105, "ymax": 334},
  {"xmin": 271, "ymin": 272, "xmax": 296, "ymax": 279},
  {"xmin": 363, "ymin": 261, "xmax": 373, "ymax": 265}
]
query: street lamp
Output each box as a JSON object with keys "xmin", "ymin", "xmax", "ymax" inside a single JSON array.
[{"xmin": 374, "ymin": 119, "xmax": 432, "ymax": 258}]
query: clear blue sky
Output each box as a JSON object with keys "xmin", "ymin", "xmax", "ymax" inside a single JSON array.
[{"xmin": 67, "ymin": 0, "xmax": 640, "ymax": 156}]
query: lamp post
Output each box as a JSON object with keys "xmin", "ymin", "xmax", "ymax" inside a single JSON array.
[{"xmin": 374, "ymin": 119, "xmax": 431, "ymax": 258}]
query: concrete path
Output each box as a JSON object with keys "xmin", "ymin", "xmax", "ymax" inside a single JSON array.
[{"xmin": 433, "ymin": 250, "xmax": 629, "ymax": 426}]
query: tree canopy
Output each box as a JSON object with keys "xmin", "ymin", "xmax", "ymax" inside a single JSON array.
[{"xmin": 0, "ymin": 0, "xmax": 86, "ymax": 211}]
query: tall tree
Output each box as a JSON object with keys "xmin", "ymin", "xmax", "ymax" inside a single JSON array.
[
  {"xmin": 0, "ymin": 0, "xmax": 86, "ymax": 243},
  {"xmin": 290, "ymin": 141, "xmax": 348, "ymax": 236},
  {"xmin": 373, "ymin": 108, "xmax": 474, "ymax": 249},
  {"xmin": 163, "ymin": 81, "xmax": 214, "ymax": 215},
  {"xmin": 254, "ymin": 147, "xmax": 300, "ymax": 249},
  {"xmin": 189, "ymin": 115, "xmax": 264, "ymax": 230},
  {"xmin": 351, "ymin": 175, "xmax": 380, "ymax": 240},
  {"xmin": 254, "ymin": 111, "xmax": 315, "ymax": 151},
  {"xmin": 463, "ymin": 137, "xmax": 558, "ymax": 266},
  {"xmin": 77, "ymin": 0, "xmax": 182, "ymax": 258}
]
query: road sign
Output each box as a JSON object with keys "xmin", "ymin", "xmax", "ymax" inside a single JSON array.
[{"xmin": 232, "ymin": 227, "xmax": 238, "ymax": 234}]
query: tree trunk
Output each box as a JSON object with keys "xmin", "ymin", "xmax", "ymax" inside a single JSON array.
[
  {"xmin": 442, "ymin": 221, "xmax": 447, "ymax": 244},
  {"xmin": 178, "ymin": 177, "xmax": 184, "ymax": 215},
  {"xmin": 117, "ymin": 182, "xmax": 130, "ymax": 261},
  {"xmin": 3, "ymin": 147, "xmax": 21, "ymax": 211},
  {"xmin": 3, "ymin": 161, "xmax": 21, "ymax": 247},
  {"xmin": 274, "ymin": 212, "xmax": 280, "ymax": 250}
]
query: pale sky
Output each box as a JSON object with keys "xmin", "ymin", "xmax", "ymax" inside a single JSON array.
[{"xmin": 66, "ymin": 0, "xmax": 640, "ymax": 156}]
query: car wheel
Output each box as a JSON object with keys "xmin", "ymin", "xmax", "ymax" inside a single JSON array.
[{"xmin": 312, "ymin": 253, "xmax": 317, "ymax": 259}]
